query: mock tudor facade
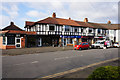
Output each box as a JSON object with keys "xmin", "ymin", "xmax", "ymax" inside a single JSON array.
[
  {"xmin": 0, "ymin": 13, "xmax": 120, "ymax": 49},
  {"xmin": 24, "ymin": 13, "xmax": 120, "ymax": 47}
]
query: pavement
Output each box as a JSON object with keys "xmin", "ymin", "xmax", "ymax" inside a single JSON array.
[
  {"xmin": 2, "ymin": 48, "xmax": 119, "ymax": 79},
  {"xmin": 2, "ymin": 46, "xmax": 73, "ymax": 56}
]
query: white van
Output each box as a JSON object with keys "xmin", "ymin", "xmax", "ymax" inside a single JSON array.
[{"xmin": 91, "ymin": 40, "xmax": 104, "ymax": 49}]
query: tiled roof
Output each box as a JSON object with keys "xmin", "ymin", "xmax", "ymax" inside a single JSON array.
[
  {"xmin": 0, "ymin": 30, "xmax": 36, "ymax": 35},
  {"xmin": 36, "ymin": 17, "xmax": 80, "ymax": 26},
  {"xmin": 2, "ymin": 22, "xmax": 23, "ymax": 31},
  {"xmin": 25, "ymin": 21, "xmax": 35, "ymax": 27},
  {"xmin": 25, "ymin": 17, "xmax": 120, "ymax": 30}
]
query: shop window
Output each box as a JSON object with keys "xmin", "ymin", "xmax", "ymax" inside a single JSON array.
[
  {"xmin": 3, "ymin": 36, "xmax": 6, "ymax": 45},
  {"xmin": 49, "ymin": 26, "xmax": 55, "ymax": 31},
  {"xmin": 7, "ymin": 36, "xmax": 15, "ymax": 45}
]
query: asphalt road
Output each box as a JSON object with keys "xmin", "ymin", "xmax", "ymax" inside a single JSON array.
[{"xmin": 2, "ymin": 48, "xmax": 119, "ymax": 78}]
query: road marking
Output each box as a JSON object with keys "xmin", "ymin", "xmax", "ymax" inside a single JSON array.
[
  {"xmin": 54, "ymin": 55, "xmax": 83, "ymax": 60},
  {"xmin": 31, "ymin": 61, "xmax": 39, "ymax": 64},
  {"xmin": 38, "ymin": 57, "xmax": 119, "ymax": 79},
  {"xmin": 14, "ymin": 63, "xmax": 25, "ymax": 65}
]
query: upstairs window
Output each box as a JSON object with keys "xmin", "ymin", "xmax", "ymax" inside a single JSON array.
[
  {"xmin": 81, "ymin": 28, "xmax": 83, "ymax": 33},
  {"xmin": 49, "ymin": 26, "xmax": 55, "ymax": 31},
  {"xmin": 65, "ymin": 26, "xmax": 70, "ymax": 32},
  {"xmin": 98, "ymin": 29, "xmax": 101, "ymax": 33},
  {"xmin": 89, "ymin": 29, "xmax": 92, "ymax": 33},
  {"xmin": 74, "ymin": 28, "xmax": 78, "ymax": 32}
]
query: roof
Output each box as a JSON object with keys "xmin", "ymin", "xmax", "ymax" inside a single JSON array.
[
  {"xmin": 25, "ymin": 21, "xmax": 35, "ymax": 28},
  {"xmin": 36, "ymin": 17, "xmax": 80, "ymax": 26},
  {"xmin": 2, "ymin": 22, "xmax": 23, "ymax": 31},
  {"xmin": 25, "ymin": 17, "xmax": 120, "ymax": 30},
  {"xmin": 0, "ymin": 30, "xmax": 36, "ymax": 35}
]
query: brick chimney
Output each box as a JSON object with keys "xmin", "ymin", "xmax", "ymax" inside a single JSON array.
[
  {"xmin": 84, "ymin": 18, "xmax": 88, "ymax": 22},
  {"xmin": 107, "ymin": 20, "xmax": 111, "ymax": 24},
  {"xmin": 52, "ymin": 12, "xmax": 56, "ymax": 18},
  {"xmin": 10, "ymin": 22, "xmax": 14, "ymax": 25},
  {"xmin": 69, "ymin": 17, "xmax": 71, "ymax": 20}
]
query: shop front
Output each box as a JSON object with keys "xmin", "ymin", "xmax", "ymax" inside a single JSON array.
[{"xmin": 59, "ymin": 35, "xmax": 81, "ymax": 46}]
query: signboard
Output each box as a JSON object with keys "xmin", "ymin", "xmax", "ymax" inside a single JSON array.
[{"xmin": 60, "ymin": 35, "xmax": 81, "ymax": 38}]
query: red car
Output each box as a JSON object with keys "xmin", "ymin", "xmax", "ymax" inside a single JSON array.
[{"xmin": 74, "ymin": 42, "xmax": 90, "ymax": 50}]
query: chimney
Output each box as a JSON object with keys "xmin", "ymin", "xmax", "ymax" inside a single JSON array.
[
  {"xmin": 52, "ymin": 12, "xmax": 56, "ymax": 18},
  {"xmin": 84, "ymin": 18, "xmax": 88, "ymax": 22},
  {"xmin": 69, "ymin": 17, "xmax": 71, "ymax": 20},
  {"xmin": 107, "ymin": 20, "xmax": 111, "ymax": 24},
  {"xmin": 10, "ymin": 22, "xmax": 14, "ymax": 25}
]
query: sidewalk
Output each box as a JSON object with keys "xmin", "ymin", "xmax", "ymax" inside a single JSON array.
[
  {"xmin": 2, "ymin": 46, "xmax": 73, "ymax": 56},
  {"xmin": 61, "ymin": 59, "xmax": 119, "ymax": 78}
]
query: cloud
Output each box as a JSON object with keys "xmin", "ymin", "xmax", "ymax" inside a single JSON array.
[
  {"xmin": 0, "ymin": 15, "xmax": 11, "ymax": 29},
  {"xmin": 2, "ymin": 3, "xmax": 19, "ymax": 19}
]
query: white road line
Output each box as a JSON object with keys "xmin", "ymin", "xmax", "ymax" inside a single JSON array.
[
  {"xmin": 14, "ymin": 63, "xmax": 25, "ymax": 66},
  {"xmin": 54, "ymin": 55, "xmax": 83, "ymax": 60},
  {"xmin": 31, "ymin": 61, "xmax": 39, "ymax": 64}
]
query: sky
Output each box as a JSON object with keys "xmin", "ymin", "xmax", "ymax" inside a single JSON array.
[{"xmin": 0, "ymin": 0, "xmax": 119, "ymax": 29}]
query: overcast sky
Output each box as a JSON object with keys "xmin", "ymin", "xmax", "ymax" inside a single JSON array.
[{"xmin": 0, "ymin": 0, "xmax": 119, "ymax": 29}]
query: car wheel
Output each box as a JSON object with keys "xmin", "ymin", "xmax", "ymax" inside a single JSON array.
[
  {"xmin": 98, "ymin": 47, "xmax": 100, "ymax": 49},
  {"xmin": 79, "ymin": 47, "xmax": 82, "ymax": 50}
]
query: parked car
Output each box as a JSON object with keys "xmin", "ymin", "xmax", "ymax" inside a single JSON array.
[
  {"xmin": 113, "ymin": 42, "xmax": 120, "ymax": 47},
  {"xmin": 74, "ymin": 42, "xmax": 90, "ymax": 50},
  {"xmin": 91, "ymin": 40, "xmax": 104, "ymax": 49}
]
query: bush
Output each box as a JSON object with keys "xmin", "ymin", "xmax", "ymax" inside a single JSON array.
[{"xmin": 87, "ymin": 66, "xmax": 120, "ymax": 80}]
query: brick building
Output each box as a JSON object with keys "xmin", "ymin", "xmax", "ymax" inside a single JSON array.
[{"xmin": 0, "ymin": 22, "xmax": 36, "ymax": 49}]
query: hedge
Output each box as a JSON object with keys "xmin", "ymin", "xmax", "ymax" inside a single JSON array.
[{"xmin": 87, "ymin": 66, "xmax": 120, "ymax": 80}]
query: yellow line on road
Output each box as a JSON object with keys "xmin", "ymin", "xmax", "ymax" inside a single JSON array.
[{"xmin": 36, "ymin": 57, "xmax": 119, "ymax": 79}]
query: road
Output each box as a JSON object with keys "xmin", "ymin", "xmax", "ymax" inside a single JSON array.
[{"xmin": 2, "ymin": 48, "xmax": 119, "ymax": 78}]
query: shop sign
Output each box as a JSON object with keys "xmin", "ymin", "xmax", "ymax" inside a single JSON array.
[{"xmin": 60, "ymin": 35, "xmax": 81, "ymax": 38}]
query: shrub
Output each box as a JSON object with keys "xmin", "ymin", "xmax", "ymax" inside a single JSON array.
[{"xmin": 87, "ymin": 66, "xmax": 120, "ymax": 80}]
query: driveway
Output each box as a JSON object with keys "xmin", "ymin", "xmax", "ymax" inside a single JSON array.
[{"xmin": 2, "ymin": 48, "xmax": 119, "ymax": 78}]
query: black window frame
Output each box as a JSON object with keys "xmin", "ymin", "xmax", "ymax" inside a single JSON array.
[{"xmin": 7, "ymin": 36, "xmax": 15, "ymax": 45}]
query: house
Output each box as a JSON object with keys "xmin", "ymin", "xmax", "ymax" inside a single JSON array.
[
  {"xmin": 25, "ymin": 13, "xmax": 120, "ymax": 47},
  {"xmin": 1, "ymin": 12, "xmax": 120, "ymax": 49},
  {"xmin": 0, "ymin": 22, "xmax": 36, "ymax": 49}
]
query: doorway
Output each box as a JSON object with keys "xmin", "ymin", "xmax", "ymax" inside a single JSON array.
[{"xmin": 15, "ymin": 37, "xmax": 21, "ymax": 48}]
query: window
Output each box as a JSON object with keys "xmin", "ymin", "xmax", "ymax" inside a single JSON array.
[
  {"xmin": 89, "ymin": 29, "xmax": 92, "ymax": 33},
  {"xmin": 49, "ymin": 26, "xmax": 55, "ymax": 31},
  {"xmin": 7, "ymin": 36, "xmax": 15, "ymax": 45},
  {"xmin": 82, "ymin": 43, "xmax": 85, "ymax": 45},
  {"xmin": 86, "ymin": 43, "xmax": 88, "ymax": 45},
  {"xmin": 65, "ymin": 26, "xmax": 70, "ymax": 31},
  {"xmin": 16, "ymin": 39, "xmax": 20, "ymax": 43},
  {"xmin": 3, "ymin": 36, "xmax": 6, "ymax": 45},
  {"xmin": 75, "ymin": 28, "xmax": 78, "ymax": 32},
  {"xmin": 98, "ymin": 29, "xmax": 101, "ymax": 33},
  {"xmin": 81, "ymin": 29, "xmax": 83, "ymax": 33}
]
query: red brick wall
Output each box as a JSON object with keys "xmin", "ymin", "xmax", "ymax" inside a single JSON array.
[
  {"xmin": 21, "ymin": 37, "xmax": 25, "ymax": 48},
  {"xmin": 6, "ymin": 45, "xmax": 16, "ymax": 49}
]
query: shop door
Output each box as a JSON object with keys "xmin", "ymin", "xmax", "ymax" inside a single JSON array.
[{"xmin": 15, "ymin": 37, "xmax": 21, "ymax": 48}]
